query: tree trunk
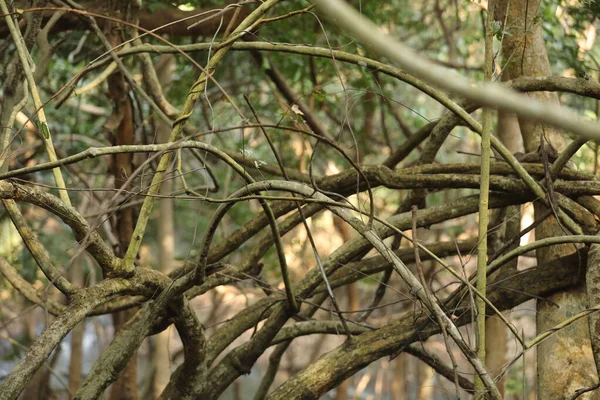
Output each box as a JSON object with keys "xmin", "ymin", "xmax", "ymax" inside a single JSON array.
[
  {"xmin": 390, "ymin": 353, "xmax": 407, "ymax": 399},
  {"xmin": 68, "ymin": 255, "xmax": 85, "ymax": 397},
  {"xmin": 105, "ymin": 2, "xmax": 139, "ymax": 399},
  {"xmin": 417, "ymin": 359, "xmax": 433, "ymax": 400},
  {"xmin": 484, "ymin": 69, "xmax": 523, "ymax": 398},
  {"xmin": 333, "ymin": 215, "xmax": 357, "ymax": 400},
  {"xmin": 152, "ymin": 54, "xmax": 176, "ymax": 398},
  {"xmin": 496, "ymin": 1, "xmax": 599, "ymax": 398}
]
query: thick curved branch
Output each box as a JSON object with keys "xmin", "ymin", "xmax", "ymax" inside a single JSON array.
[
  {"xmin": 271, "ymin": 320, "xmax": 370, "ymax": 345},
  {"xmin": 0, "ymin": 180, "xmax": 118, "ymax": 275},
  {"xmin": 200, "ymin": 308, "xmax": 290, "ymax": 399},
  {"xmin": 94, "ymin": 42, "xmax": 600, "ymax": 102},
  {"xmin": 157, "ymin": 296, "xmax": 207, "ymax": 399},
  {"xmin": 205, "ymin": 297, "xmax": 281, "ymax": 364},
  {"xmin": 190, "ymin": 193, "xmax": 527, "ymax": 367},
  {"xmin": 193, "ymin": 240, "xmax": 474, "ymax": 366},
  {"xmin": 75, "ymin": 270, "xmax": 198, "ymax": 399},
  {"xmin": 2, "ymin": 199, "xmax": 74, "ymax": 295},
  {"xmin": 312, "ymin": 0, "xmax": 600, "ymax": 140},
  {"xmin": 5, "ymin": 144, "xmax": 600, "ymax": 200},
  {"xmin": 0, "ymin": 276, "xmax": 150, "ymax": 400},
  {"xmin": 507, "ymin": 76, "xmax": 600, "ymax": 100},
  {"xmin": 217, "ymin": 180, "xmax": 502, "ymax": 398},
  {"xmin": 252, "ymin": 292, "xmax": 329, "ymax": 400},
  {"xmin": 0, "ymin": 255, "xmax": 65, "ymax": 315},
  {"xmin": 323, "ymin": 239, "xmax": 477, "ymax": 293},
  {"xmin": 268, "ymin": 251, "xmax": 585, "ymax": 399}
]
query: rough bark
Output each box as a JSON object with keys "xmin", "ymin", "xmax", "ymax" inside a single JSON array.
[
  {"xmin": 267, "ymin": 251, "xmax": 586, "ymax": 399},
  {"xmin": 496, "ymin": 0, "xmax": 599, "ymax": 398},
  {"xmin": 588, "ymin": 241, "xmax": 600, "ymax": 379},
  {"xmin": 105, "ymin": 2, "xmax": 139, "ymax": 399}
]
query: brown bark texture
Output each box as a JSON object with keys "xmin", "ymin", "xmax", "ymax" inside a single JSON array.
[{"xmin": 496, "ymin": 0, "xmax": 599, "ymax": 398}]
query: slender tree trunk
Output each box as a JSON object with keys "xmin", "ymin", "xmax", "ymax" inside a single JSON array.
[
  {"xmin": 391, "ymin": 353, "xmax": 407, "ymax": 399},
  {"xmin": 152, "ymin": 54, "xmax": 176, "ymax": 398},
  {"xmin": 68, "ymin": 255, "xmax": 84, "ymax": 397},
  {"xmin": 484, "ymin": 69, "xmax": 523, "ymax": 398},
  {"xmin": 417, "ymin": 359, "xmax": 433, "ymax": 400},
  {"xmin": 496, "ymin": 1, "xmax": 599, "ymax": 398},
  {"xmin": 333, "ymin": 215, "xmax": 357, "ymax": 400},
  {"xmin": 484, "ymin": 271, "xmax": 509, "ymax": 398},
  {"xmin": 105, "ymin": 2, "xmax": 139, "ymax": 399}
]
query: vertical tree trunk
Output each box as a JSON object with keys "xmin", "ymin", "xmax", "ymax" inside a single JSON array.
[
  {"xmin": 152, "ymin": 54, "xmax": 176, "ymax": 398},
  {"xmin": 105, "ymin": 2, "xmax": 139, "ymax": 399},
  {"xmin": 496, "ymin": 1, "xmax": 598, "ymax": 397},
  {"xmin": 417, "ymin": 360, "xmax": 433, "ymax": 400},
  {"xmin": 484, "ymin": 69, "xmax": 523, "ymax": 398},
  {"xmin": 333, "ymin": 215, "xmax": 357, "ymax": 400},
  {"xmin": 68, "ymin": 255, "xmax": 84, "ymax": 397},
  {"xmin": 391, "ymin": 353, "xmax": 407, "ymax": 399}
]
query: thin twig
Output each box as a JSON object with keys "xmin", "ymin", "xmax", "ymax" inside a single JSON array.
[
  {"xmin": 474, "ymin": 2, "xmax": 494, "ymax": 394},
  {"xmin": 0, "ymin": 0, "xmax": 71, "ymax": 205}
]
